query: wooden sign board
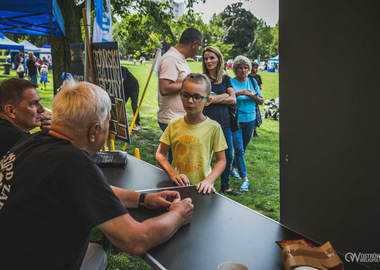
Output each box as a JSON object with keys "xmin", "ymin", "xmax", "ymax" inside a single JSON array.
[{"xmin": 70, "ymin": 42, "xmax": 130, "ymax": 144}]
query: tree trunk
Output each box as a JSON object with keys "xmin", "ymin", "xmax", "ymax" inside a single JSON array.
[{"xmin": 52, "ymin": 0, "xmax": 84, "ymax": 93}]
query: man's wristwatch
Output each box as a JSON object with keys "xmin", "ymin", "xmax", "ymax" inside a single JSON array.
[{"xmin": 139, "ymin": 193, "xmax": 147, "ymax": 207}]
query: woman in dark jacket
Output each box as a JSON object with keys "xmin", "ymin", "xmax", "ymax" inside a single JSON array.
[{"xmin": 202, "ymin": 46, "xmax": 240, "ymax": 196}]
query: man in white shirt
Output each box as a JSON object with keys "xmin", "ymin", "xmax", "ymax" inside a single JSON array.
[{"xmin": 157, "ymin": 28, "xmax": 203, "ymax": 162}]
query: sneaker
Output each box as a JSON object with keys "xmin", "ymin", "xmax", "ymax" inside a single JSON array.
[
  {"xmin": 240, "ymin": 179, "xmax": 250, "ymax": 191},
  {"xmin": 253, "ymin": 130, "xmax": 259, "ymax": 138},
  {"xmin": 230, "ymin": 168, "xmax": 241, "ymax": 179},
  {"xmin": 219, "ymin": 188, "xmax": 242, "ymax": 196}
]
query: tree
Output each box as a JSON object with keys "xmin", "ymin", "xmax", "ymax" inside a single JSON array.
[
  {"xmin": 112, "ymin": 0, "xmax": 207, "ymax": 50},
  {"xmin": 220, "ymin": 2, "xmax": 258, "ymax": 58},
  {"xmin": 5, "ymin": 34, "xmax": 50, "ymax": 47},
  {"xmin": 171, "ymin": 11, "xmax": 207, "ymax": 53},
  {"xmin": 202, "ymin": 14, "xmax": 234, "ymax": 60},
  {"xmin": 246, "ymin": 19, "xmax": 272, "ymax": 60},
  {"xmin": 204, "ymin": 14, "xmax": 225, "ymax": 46},
  {"xmin": 113, "ymin": 15, "xmax": 162, "ymax": 59},
  {"xmin": 50, "ymin": 0, "xmax": 84, "ymax": 90},
  {"xmin": 269, "ymin": 21, "xmax": 279, "ymax": 57},
  {"xmin": 246, "ymin": 20, "xmax": 279, "ymax": 60},
  {"xmin": 114, "ymin": 8, "xmax": 215, "ymax": 59}
]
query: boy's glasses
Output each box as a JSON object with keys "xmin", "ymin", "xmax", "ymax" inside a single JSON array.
[{"xmin": 180, "ymin": 92, "xmax": 208, "ymax": 103}]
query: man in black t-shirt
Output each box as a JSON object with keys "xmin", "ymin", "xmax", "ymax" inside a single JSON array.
[
  {"xmin": 26, "ymin": 51, "xmax": 39, "ymax": 84},
  {"xmin": 0, "ymin": 78, "xmax": 51, "ymax": 157},
  {"xmin": 0, "ymin": 81, "xmax": 194, "ymax": 270}
]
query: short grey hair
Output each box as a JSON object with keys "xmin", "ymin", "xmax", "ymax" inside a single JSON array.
[
  {"xmin": 232, "ymin": 55, "xmax": 252, "ymax": 76},
  {"xmin": 52, "ymin": 81, "xmax": 111, "ymax": 129}
]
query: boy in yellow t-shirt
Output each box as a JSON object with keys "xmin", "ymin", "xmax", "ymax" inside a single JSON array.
[{"xmin": 156, "ymin": 73, "xmax": 227, "ymax": 194}]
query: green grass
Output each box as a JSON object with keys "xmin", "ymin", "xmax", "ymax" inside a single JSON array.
[{"xmin": 1, "ymin": 61, "xmax": 279, "ymax": 269}]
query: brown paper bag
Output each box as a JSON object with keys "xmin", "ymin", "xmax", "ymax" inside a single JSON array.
[{"xmin": 282, "ymin": 242, "xmax": 344, "ymax": 270}]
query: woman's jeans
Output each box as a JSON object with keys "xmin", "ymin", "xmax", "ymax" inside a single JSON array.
[
  {"xmin": 232, "ymin": 121, "xmax": 255, "ymax": 178},
  {"xmin": 158, "ymin": 122, "xmax": 173, "ymax": 164},
  {"xmin": 220, "ymin": 127, "xmax": 233, "ymax": 190}
]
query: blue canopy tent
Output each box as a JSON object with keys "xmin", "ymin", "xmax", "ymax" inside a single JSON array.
[
  {"xmin": 0, "ymin": 0, "xmax": 65, "ymax": 36},
  {"xmin": 0, "ymin": 32, "xmax": 23, "ymax": 50},
  {"xmin": 269, "ymin": 55, "xmax": 279, "ymax": 61},
  {"xmin": 0, "ymin": 0, "xmax": 65, "ymax": 90},
  {"xmin": 0, "ymin": 32, "xmax": 24, "ymax": 73},
  {"xmin": 267, "ymin": 55, "xmax": 279, "ymax": 72}
]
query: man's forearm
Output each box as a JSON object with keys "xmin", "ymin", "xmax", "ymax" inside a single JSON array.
[
  {"xmin": 140, "ymin": 211, "xmax": 183, "ymax": 250},
  {"xmin": 99, "ymin": 198, "xmax": 193, "ymax": 256},
  {"xmin": 111, "ymin": 186, "xmax": 139, "ymax": 208},
  {"xmin": 99, "ymin": 211, "xmax": 183, "ymax": 255}
]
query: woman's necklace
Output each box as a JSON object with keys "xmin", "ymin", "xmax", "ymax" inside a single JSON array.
[{"xmin": 235, "ymin": 76, "xmax": 246, "ymax": 82}]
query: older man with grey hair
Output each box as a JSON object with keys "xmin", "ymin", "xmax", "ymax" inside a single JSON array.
[{"xmin": 0, "ymin": 81, "xmax": 194, "ymax": 270}]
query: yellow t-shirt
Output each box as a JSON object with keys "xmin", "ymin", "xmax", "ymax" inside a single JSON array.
[{"xmin": 160, "ymin": 117, "xmax": 228, "ymax": 184}]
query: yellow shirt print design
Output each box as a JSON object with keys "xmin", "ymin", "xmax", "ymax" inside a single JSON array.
[{"xmin": 175, "ymin": 135, "xmax": 206, "ymax": 174}]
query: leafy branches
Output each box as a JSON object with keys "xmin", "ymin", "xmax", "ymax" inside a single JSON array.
[
  {"xmin": 220, "ymin": 2, "xmax": 258, "ymax": 58},
  {"xmin": 246, "ymin": 20, "xmax": 279, "ymax": 60}
]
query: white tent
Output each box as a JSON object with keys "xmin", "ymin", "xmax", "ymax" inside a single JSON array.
[
  {"xmin": 18, "ymin": 39, "xmax": 39, "ymax": 52},
  {"xmin": 39, "ymin": 47, "xmax": 51, "ymax": 65}
]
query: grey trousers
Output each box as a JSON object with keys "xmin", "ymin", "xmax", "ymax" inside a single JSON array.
[{"xmin": 80, "ymin": 243, "xmax": 107, "ymax": 270}]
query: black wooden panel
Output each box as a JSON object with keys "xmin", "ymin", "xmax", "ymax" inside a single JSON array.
[{"xmin": 280, "ymin": 0, "xmax": 380, "ymax": 268}]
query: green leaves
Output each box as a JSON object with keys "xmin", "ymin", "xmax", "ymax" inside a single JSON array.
[
  {"xmin": 218, "ymin": 2, "xmax": 258, "ymax": 58},
  {"xmin": 112, "ymin": 0, "xmax": 277, "ymax": 61},
  {"xmin": 246, "ymin": 20, "xmax": 279, "ymax": 60}
]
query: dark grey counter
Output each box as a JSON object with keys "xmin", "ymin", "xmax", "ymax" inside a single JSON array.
[
  {"xmin": 128, "ymin": 186, "xmax": 366, "ymax": 270},
  {"xmin": 104, "ymin": 156, "xmax": 367, "ymax": 270}
]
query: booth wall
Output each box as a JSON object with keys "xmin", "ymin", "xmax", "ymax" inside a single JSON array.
[{"xmin": 280, "ymin": 0, "xmax": 380, "ymax": 261}]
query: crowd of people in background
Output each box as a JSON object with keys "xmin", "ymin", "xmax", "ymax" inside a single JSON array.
[{"xmin": 11, "ymin": 50, "xmax": 50, "ymax": 89}]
